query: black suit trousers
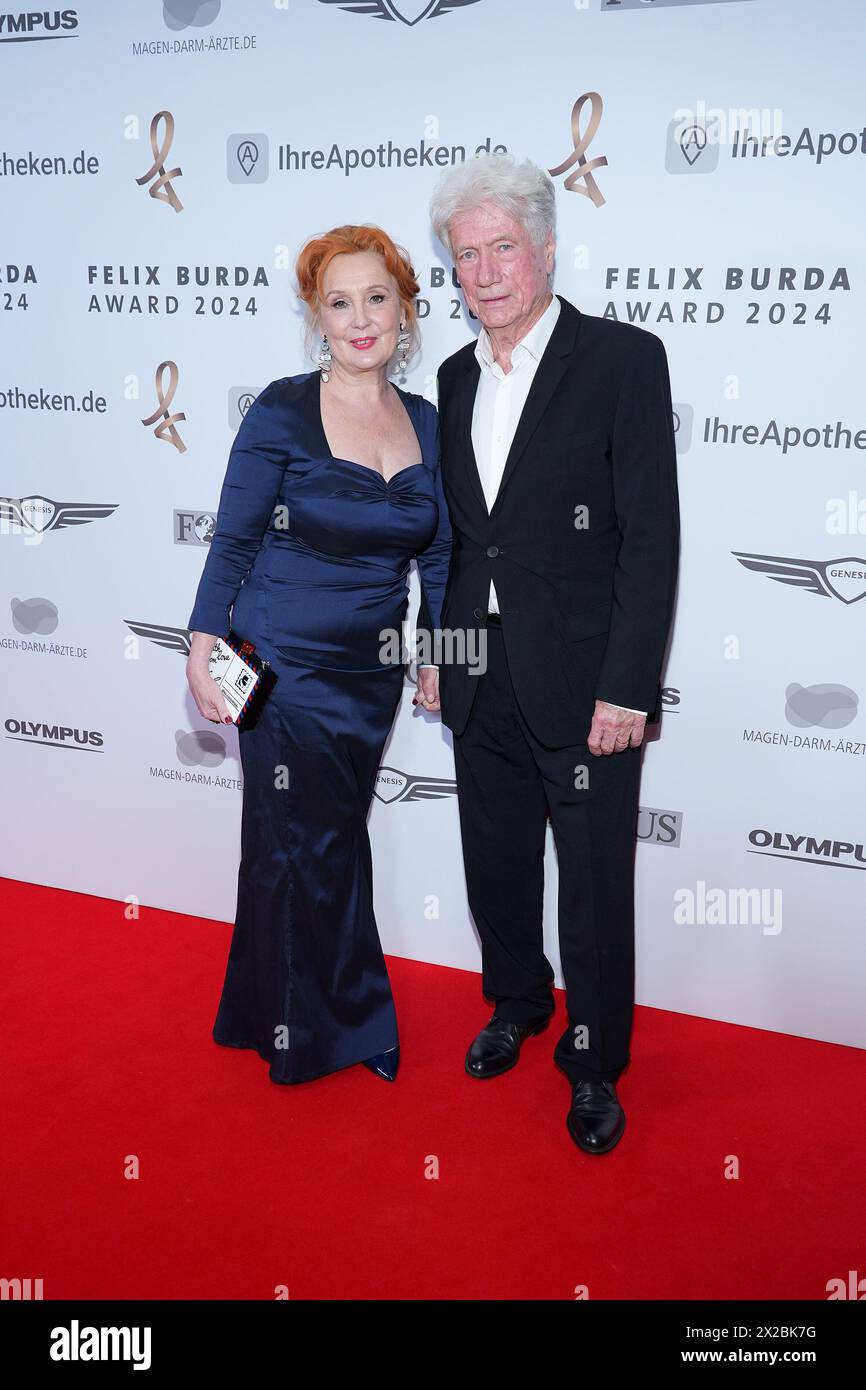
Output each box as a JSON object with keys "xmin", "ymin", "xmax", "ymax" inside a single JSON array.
[{"xmin": 453, "ymin": 622, "xmax": 641, "ymax": 1084}]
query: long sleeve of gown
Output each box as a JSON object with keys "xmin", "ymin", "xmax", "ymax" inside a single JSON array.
[{"xmin": 187, "ymin": 381, "xmax": 287, "ymax": 636}]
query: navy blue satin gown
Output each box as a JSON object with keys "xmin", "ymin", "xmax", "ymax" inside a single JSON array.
[{"xmin": 187, "ymin": 370, "xmax": 451, "ymax": 1083}]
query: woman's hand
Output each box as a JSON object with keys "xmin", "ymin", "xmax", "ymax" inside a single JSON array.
[
  {"xmin": 413, "ymin": 665, "xmax": 440, "ymax": 713},
  {"xmin": 187, "ymin": 632, "xmax": 233, "ymax": 724}
]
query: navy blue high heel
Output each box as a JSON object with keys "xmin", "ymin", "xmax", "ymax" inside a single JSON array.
[{"xmin": 362, "ymin": 1044, "xmax": 400, "ymax": 1081}]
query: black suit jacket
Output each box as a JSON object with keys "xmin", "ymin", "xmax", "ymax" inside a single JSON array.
[{"xmin": 435, "ymin": 294, "xmax": 680, "ymax": 748}]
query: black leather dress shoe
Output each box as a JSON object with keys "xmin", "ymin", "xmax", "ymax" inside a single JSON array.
[
  {"xmin": 566, "ymin": 1080, "xmax": 626, "ymax": 1154},
  {"xmin": 465, "ymin": 1014, "xmax": 550, "ymax": 1079}
]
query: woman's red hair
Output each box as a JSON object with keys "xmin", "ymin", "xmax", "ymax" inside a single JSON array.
[{"xmin": 295, "ymin": 224, "xmax": 420, "ymax": 329}]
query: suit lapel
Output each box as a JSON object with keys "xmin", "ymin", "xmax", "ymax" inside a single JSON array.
[
  {"xmin": 490, "ymin": 296, "xmax": 579, "ymax": 518},
  {"xmin": 450, "ymin": 355, "xmax": 486, "ymax": 513}
]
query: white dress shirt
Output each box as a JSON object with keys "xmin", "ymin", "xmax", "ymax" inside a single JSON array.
[{"xmin": 468, "ymin": 293, "xmax": 645, "ymax": 717}]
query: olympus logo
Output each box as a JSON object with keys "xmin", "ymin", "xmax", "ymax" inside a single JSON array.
[
  {"xmin": 4, "ymin": 718, "xmax": 103, "ymax": 748},
  {"xmin": 748, "ymin": 829, "xmax": 866, "ymax": 870},
  {"xmin": 0, "ymin": 9, "xmax": 78, "ymax": 42},
  {"xmin": 636, "ymin": 806, "xmax": 682, "ymax": 847}
]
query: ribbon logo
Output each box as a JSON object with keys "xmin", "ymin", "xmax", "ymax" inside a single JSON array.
[
  {"xmin": 135, "ymin": 111, "xmax": 183, "ymax": 213},
  {"xmin": 548, "ymin": 92, "xmax": 608, "ymax": 207},
  {"xmin": 141, "ymin": 361, "xmax": 187, "ymax": 454}
]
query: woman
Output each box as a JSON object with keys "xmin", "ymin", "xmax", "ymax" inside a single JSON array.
[{"xmin": 186, "ymin": 225, "xmax": 451, "ymax": 1085}]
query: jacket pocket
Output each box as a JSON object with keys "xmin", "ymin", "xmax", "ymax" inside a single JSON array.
[{"xmin": 557, "ymin": 602, "xmax": 612, "ymax": 642}]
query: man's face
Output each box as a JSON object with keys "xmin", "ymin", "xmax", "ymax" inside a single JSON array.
[{"xmin": 447, "ymin": 200, "xmax": 554, "ymax": 335}]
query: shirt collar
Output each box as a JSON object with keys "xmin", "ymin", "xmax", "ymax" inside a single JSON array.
[{"xmin": 474, "ymin": 292, "xmax": 561, "ymax": 376}]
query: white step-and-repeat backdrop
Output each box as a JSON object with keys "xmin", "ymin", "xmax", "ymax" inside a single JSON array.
[{"xmin": 2, "ymin": 0, "xmax": 863, "ymax": 1048}]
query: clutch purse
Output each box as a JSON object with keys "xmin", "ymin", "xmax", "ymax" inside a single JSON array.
[{"xmin": 208, "ymin": 630, "xmax": 272, "ymax": 725}]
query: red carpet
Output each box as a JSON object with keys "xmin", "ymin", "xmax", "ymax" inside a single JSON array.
[{"xmin": 2, "ymin": 876, "xmax": 863, "ymax": 1301}]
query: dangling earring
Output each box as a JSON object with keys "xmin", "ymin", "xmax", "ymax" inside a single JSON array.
[
  {"xmin": 395, "ymin": 320, "xmax": 410, "ymax": 374},
  {"xmin": 318, "ymin": 333, "xmax": 331, "ymax": 383}
]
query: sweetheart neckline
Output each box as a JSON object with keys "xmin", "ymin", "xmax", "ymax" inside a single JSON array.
[
  {"xmin": 332, "ymin": 457, "xmax": 425, "ymax": 487},
  {"xmin": 315, "ymin": 374, "xmax": 426, "ymax": 488}
]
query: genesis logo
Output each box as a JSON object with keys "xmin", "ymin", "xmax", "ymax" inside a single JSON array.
[
  {"xmin": 318, "ymin": 0, "xmax": 481, "ymax": 25},
  {"xmin": 733, "ymin": 552, "xmax": 866, "ymax": 605},
  {"xmin": 0, "ymin": 495, "xmax": 117, "ymax": 534},
  {"xmin": 374, "ymin": 766, "xmax": 457, "ymax": 803},
  {"xmin": 125, "ymin": 620, "xmax": 193, "ymax": 657}
]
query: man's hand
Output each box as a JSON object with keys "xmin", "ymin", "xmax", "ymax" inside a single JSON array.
[
  {"xmin": 587, "ymin": 699, "xmax": 646, "ymax": 756},
  {"xmin": 413, "ymin": 666, "xmax": 441, "ymax": 713}
]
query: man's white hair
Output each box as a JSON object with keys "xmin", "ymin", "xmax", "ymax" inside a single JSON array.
[{"xmin": 429, "ymin": 152, "xmax": 556, "ymax": 257}]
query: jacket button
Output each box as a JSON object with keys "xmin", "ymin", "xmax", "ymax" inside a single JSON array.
[
  {"xmin": 473, "ymin": 608, "xmax": 484, "ymax": 620},
  {"xmin": 486, "ymin": 545, "xmax": 500, "ymax": 558}
]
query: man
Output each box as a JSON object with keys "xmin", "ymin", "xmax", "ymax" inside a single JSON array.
[{"xmin": 416, "ymin": 153, "xmax": 679, "ymax": 1155}]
